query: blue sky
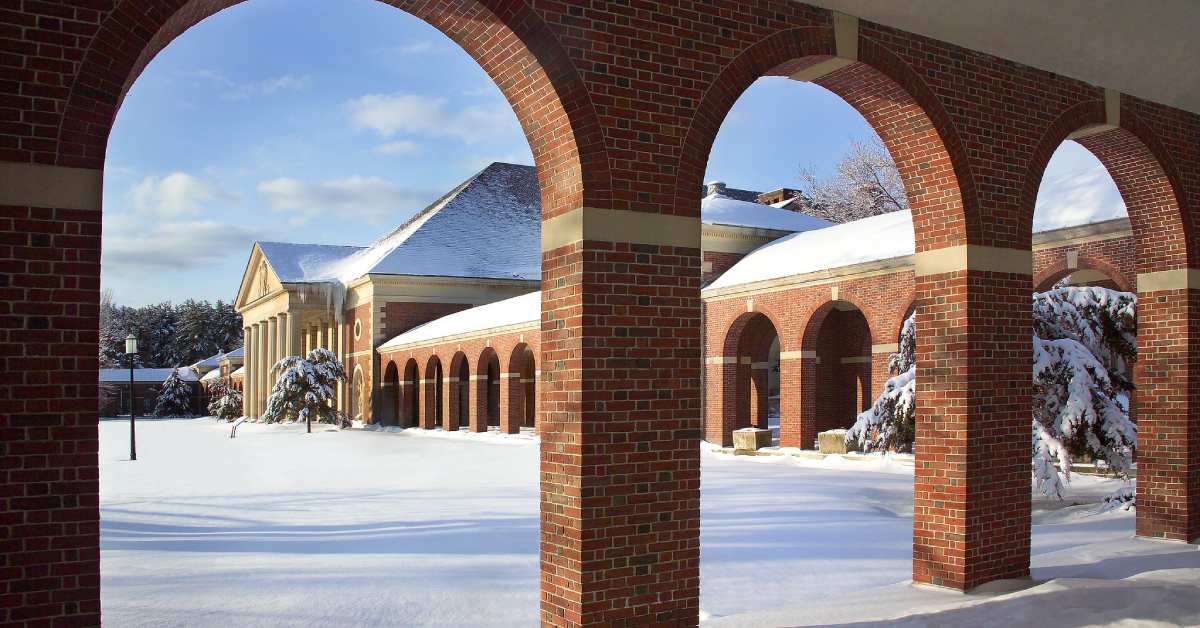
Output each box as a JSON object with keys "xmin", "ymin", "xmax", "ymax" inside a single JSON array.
[{"xmin": 102, "ymin": 0, "xmax": 1123, "ymax": 306}]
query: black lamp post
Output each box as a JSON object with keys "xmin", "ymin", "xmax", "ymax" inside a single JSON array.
[{"xmin": 125, "ymin": 332, "xmax": 138, "ymax": 461}]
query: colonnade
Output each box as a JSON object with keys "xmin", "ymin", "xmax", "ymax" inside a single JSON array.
[{"xmin": 243, "ymin": 314, "xmax": 344, "ymax": 418}]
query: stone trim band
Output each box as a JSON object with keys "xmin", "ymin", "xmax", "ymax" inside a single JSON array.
[
  {"xmin": 541, "ymin": 207, "xmax": 701, "ymax": 251},
  {"xmin": 1137, "ymin": 268, "xmax": 1200, "ymax": 292},
  {"xmin": 0, "ymin": 162, "xmax": 103, "ymax": 210},
  {"xmin": 914, "ymin": 244, "xmax": 1033, "ymax": 276}
]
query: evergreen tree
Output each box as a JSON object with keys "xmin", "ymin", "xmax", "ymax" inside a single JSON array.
[
  {"xmin": 846, "ymin": 312, "xmax": 916, "ymax": 452},
  {"xmin": 847, "ymin": 286, "xmax": 1138, "ymax": 499},
  {"xmin": 96, "ymin": 297, "xmax": 243, "ymax": 369},
  {"xmin": 207, "ymin": 379, "xmax": 243, "ymax": 422},
  {"xmin": 154, "ymin": 368, "xmax": 194, "ymax": 417},
  {"xmin": 261, "ymin": 348, "xmax": 347, "ymax": 432}
]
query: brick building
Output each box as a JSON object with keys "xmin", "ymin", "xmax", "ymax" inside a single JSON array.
[
  {"xmin": 4, "ymin": 2, "xmax": 1200, "ymax": 625},
  {"xmin": 236, "ymin": 164, "xmax": 830, "ymax": 425}
]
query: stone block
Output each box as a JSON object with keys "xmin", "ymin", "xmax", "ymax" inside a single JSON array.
[
  {"xmin": 818, "ymin": 429, "xmax": 856, "ymax": 454},
  {"xmin": 733, "ymin": 428, "xmax": 772, "ymax": 452}
]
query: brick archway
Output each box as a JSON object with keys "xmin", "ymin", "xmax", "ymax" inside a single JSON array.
[
  {"xmin": 475, "ymin": 347, "xmax": 500, "ymax": 432},
  {"xmin": 381, "ymin": 360, "xmax": 400, "ymax": 427},
  {"xmin": 798, "ymin": 301, "xmax": 873, "ymax": 443},
  {"xmin": 708, "ymin": 312, "xmax": 781, "ymax": 446},
  {"xmin": 1027, "ymin": 101, "xmax": 1198, "ymax": 544},
  {"xmin": 422, "ymin": 355, "xmax": 443, "ymax": 428},
  {"xmin": 402, "ymin": 358, "xmax": 420, "ymax": 428},
  {"xmin": 445, "ymin": 352, "xmax": 469, "ymax": 432},
  {"xmin": 1034, "ymin": 258, "xmax": 1133, "ymax": 293}
]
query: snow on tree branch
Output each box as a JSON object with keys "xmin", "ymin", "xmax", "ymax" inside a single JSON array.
[
  {"xmin": 261, "ymin": 348, "xmax": 348, "ymax": 432},
  {"xmin": 848, "ymin": 286, "xmax": 1138, "ymax": 500},
  {"xmin": 798, "ymin": 136, "xmax": 909, "ymax": 223}
]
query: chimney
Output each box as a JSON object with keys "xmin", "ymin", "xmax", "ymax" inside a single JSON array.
[
  {"xmin": 705, "ymin": 180, "xmax": 726, "ymax": 197},
  {"xmin": 758, "ymin": 188, "xmax": 802, "ymax": 205}
]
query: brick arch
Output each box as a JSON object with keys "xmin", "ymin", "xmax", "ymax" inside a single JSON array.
[
  {"xmin": 401, "ymin": 358, "xmax": 420, "ymax": 428},
  {"xmin": 474, "ymin": 347, "xmax": 500, "ymax": 432},
  {"xmin": 380, "ymin": 360, "xmax": 400, "ymax": 427},
  {"xmin": 422, "ymin": 354, "xmax": 442, "ymax": 429},
  {"xmin": 721, "ymin": 310, "xmax": 786, "ymax": 358},
  {"xmin": 503, "ymin": 342, "xmax": 535, "ymax": 433},
  {"xmin": 1024, "ymin": 99, "xmax": 1194, "ymax": 272},
  {"xmin": 445, "ymin": 351, "xmax": 469, "ymax": 432},
  {"xmin": 890, "ymin": 300, "xmax": 918, "ymax": 347},
  {"xmin": 675, "ymin": 25, "xmax": 974, "ymax": 252},
  {"xmin": 1034, "ymin": 256, "xmax": 1133, "ymax": 293},
  {"xmin": 800, "ymin": 299, "xmax": 873, "ymax": 353},
  {"xmin": 57, "ymin": 0, "xmax": 609, "ymax": 216}
]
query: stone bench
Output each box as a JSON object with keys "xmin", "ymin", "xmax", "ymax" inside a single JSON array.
[
  {"xmin": 817, "ymin": 429, "xmax": 857, "ymax": 454},
  {"xmin": 733, "ymin": 427, "xmax": 772, "ymax": 453}
]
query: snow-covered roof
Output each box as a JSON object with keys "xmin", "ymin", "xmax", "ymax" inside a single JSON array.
[
  {"xmin": 230, "ymin": 366, "xmax": 245, "ymax": 378},
  {"xmin": 222, "ymin": 346, "xmax": 244, "ymax": 359},
  {"xmin": 277, "ymin": 163, "xmax": 542, "ymax": 285},
  {"xmin": 190, "ymin": 351, "xmax": 225, "ymax": 371},
  {"xmin": 701, "ymin": 192, "xmax": 832, "ymax": 232},
  {"xmin": 380, "ymin": 291, "xmax": 540, "ymax": 350},
  {"xmin": 705, "ymin": 205, "xmax": 1132, "ymax": 292},
  {"xmin": 99, "ymin": 367, "xmax": 199, "ymax": 384},
  {"xmin": 257, "ymin": 242, "xmax": 366, "ymax": 283},
  {"xmin": 200, "ymin": 369, "xmax": 222, "ymax": 382}
]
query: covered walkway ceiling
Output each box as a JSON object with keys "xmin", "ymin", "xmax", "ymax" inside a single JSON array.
[{"xmin": 808, "ymin": 0, "xmax": 1200, "ymax": 114}]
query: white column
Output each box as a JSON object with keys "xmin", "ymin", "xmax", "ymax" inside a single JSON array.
[
  {"xmin": 304, "ymin": 324, "xmax": 314, "ymax": 355},
  {"xmin": 315, "ymin": 323, "xmax": 325, "ymax": 351},
  {"xmin": 284, "ymin": 312, "xmax": 298, "ymax": 357},
  {"xmin": 244, "ymin": 326, "xmax": 254, "ymax": 418},
  {"xmin": 258, "ymin": 322, "xmax": 269, "ymax": 416},
  {"xmin": 336, "ymin": 320, "xmax": 346, "ymax": 411},
  {"xmin": 267, "ymin": 316, "xmax": 279, "ymax": 395}
]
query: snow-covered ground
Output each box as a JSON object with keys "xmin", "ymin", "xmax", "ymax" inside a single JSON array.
[{"xmin": 99, "ymin": 418, "xmax": 1199, "ymax": 627}]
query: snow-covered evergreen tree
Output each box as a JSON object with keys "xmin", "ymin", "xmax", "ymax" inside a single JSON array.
[
  {"xmin": 154, "ymin": 368, "xmax": 194, "ymax": 417},
  {"xmin": 846, "ymin": 311, "xmax": 916, "ymax": 452},
  {"xmin": 1032, "ymin": 286, "xmax": 1136, "ymax": 498},
  {"xmin": 206, "ymin": 379, "xmax": 243, "ymax": 422},
  {"xmin": 261, "ymin": 348, "xmax": 347, "ymax": 432},
  {"xmin": 848, "ymin": 286, "xmax": 1138, "ymax": 499}
]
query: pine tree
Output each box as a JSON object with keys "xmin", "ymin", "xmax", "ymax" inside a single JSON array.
[
  {"xmin": 846, "ymin": 312, "xmax": 916, "ymax": 452},
  {"xmin": 154, "ymin": 368, "xmax": 194, "ymax": 417},
  {"xmin": 848, "ymin": 286, "xmax": 1138, "ymax": 499},
  {"xmin": 261, "ymin": 348, "xmax": 347, "ymax": 432},
  {"xmin": 206, "ymin": 379, "xmax": 243, "ymax": 422}
]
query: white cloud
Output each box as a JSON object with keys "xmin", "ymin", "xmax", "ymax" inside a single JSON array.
[
  {"xmin": 345, "ymin": 92, "xmax": 517, "ymax": 144},
  {"xmin": 131, "ymin": 172, "xmax": 233, "ymax": 217},
  {"xmin": 102, "ymin": 217, "xmax": 259, "ymax": 272},
  {"xmin": 257, "ymin": 176, "xmax": 435, "ymax": 224},
  {"xmin": 1034, "ymin": 141, "xmax": 1127, "ymax": 232},
  {"xmin": 397, "ymin": 41, "xmax": 434, "ymax": 54},
  {"xmin": 374, "ymin": 140, "xmax": 422, "ymax": 156},
  {"xmin": 222, "ymin": 74, "xmax": 313, "ymax": 101}
]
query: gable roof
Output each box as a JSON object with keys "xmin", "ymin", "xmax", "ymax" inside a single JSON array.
[
  {"xmin": 100, "ymin": 367, "xmax": 199, "ymax": 384},
  {"xmin": 255, "ymin": 242, "xmax": 366, "ymax": 283},
  {"xmin": 319, "ymin": 162, "xmax": 542, "ymax": 283}
]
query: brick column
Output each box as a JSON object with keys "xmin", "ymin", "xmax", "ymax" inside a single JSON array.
[
  {"xmin": 870, "ymin": 343, "xmax": 896, "ymax": 406},
  {"xmin": 539, "ymin": 208, "xmax": 701, "ymax": 626},
  {"xmin": 500, "ymin": 370, "xmax": 520, "ymax": 434},
  {"xmin": 778, "ymin": 354, "xmax": 803, "ymax": 447},
  {"xmin": 471, "ymin": 372, "xmax": 488, "ymax": 432},
  {"xmin": 703, "ymin": 356, "xmax": 737, "ymax": 446},
  {"xmin": 912, "ymin": 251, "xmax": 1032, "ymax": 590},
  {"xmin": 782, "ymin": 352, "xmax": 818, "ymax": 449},
  {"xmin": 0, "ymin": 161, "xmax": 103, "ymax": 624},
  {"xmin": 1134, "ymin": 272, "xmax": 1200, "ymax": 542}
]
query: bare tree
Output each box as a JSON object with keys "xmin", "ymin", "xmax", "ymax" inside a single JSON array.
[{"xmin": 798, "ymin": 136, "xmax": 908, "ymax": 223}]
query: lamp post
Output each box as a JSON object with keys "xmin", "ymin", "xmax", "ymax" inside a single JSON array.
[{"xmin": 125, "ymin": 332, "xmax": 138, "ymax": 461}]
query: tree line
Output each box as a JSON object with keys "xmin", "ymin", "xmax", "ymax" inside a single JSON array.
[{"xmin": 100, "ymin": 290, "xmax": 243, "ymax": 368}]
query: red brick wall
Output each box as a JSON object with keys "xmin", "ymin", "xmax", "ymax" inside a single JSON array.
[
  {"xmin": 702, "ymin": 251, "xmax": 747, "ymax": 285},
  {"xmin": 4, "ymin": 1, "xmax": 1200, "ymax": 624}
]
